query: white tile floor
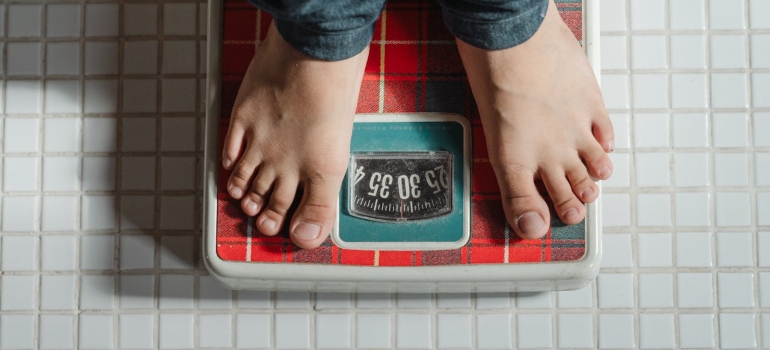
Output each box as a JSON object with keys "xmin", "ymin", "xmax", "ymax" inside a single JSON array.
[{"xmin": 0, "ymin": 0, "xmax": 768, "ymax": 348}]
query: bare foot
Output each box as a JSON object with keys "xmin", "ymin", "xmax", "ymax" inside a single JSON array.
[
  {"xmin": 222, "ymin": 22, "xmax": 368, "ymax": 248},
  {"xmin": 457, "ymin": 0, "xmax": 614, "ymax": 239}
]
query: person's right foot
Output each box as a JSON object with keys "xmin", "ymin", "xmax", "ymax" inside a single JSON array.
[{"xmin": 222, "ymin": 21, "xmax": 368, "ymax": 249}]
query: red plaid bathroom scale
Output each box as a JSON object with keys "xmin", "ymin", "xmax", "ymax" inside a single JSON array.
[{"xmin": 215, "ymin": 0, "xmax": 587, "ymax": 266}]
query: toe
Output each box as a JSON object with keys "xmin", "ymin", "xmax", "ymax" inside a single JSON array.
[
  {"xmin": 241, "ymin": 169, "xmax": 275, "ymax": 217},
  {"xmin": 542, "ymin": 168, "xmax": 586, "ymax": 225},
  {"xmin": 566, "ymin": 165, "xmax": 599, "ymax": 203},
  {"xmin": 227, "ymin": 149, "xmax": 260, "ymax": 200},
  {"xmin": 222, "ymin": 119, "xmax": 247, "ymax": 170},
  {"xmin": 290, "ymin": 175, "xmax": 342, "ymax": 249},
  {"xmin": 256, "ymin": 179, "xmax": 298, "ymax": 236},
  {"xmin": 592, "ymin": 112, "xmax": 615, "ymax": 153},
  {"xmin": 580, "ymin": 141, "xmax": 613, "ymax": 180},
  {"xmin": 496, "ymin": 166, "xmax": 550, "ymax": 240}
]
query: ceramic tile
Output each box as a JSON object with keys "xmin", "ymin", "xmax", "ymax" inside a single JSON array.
[
  {"xmin": 601, "ymin": 234, "xmax": 633, "ymax": 267},
  {"xmin": 314, "ymin": 293, "xmax": 351, "ymax": 309},
  {"xmin": 81, "ymin": 195, "xmax": 117, "ymax": 231},
  {"xmin": 163, "ymin": 41, "xmax": 197, "ymax": 74},
  {"xmin": 758, "ymin": 153, "xmax": 770, "ymax": 186},
  {"xmin": 754, "ymin": 73, "xmax": 770, "ymax": 108},
  {"xmin": 161, "ymin": 79, "xmax": 197, "ymax": 113},
  {"xmin": 630, "ymin": 0, "xmax": 665, "ymax": 30},
  {"xmin": 600, "ymin": 0, "xmax": 626, "ymax": 31},
  {"xmin": 4, "ymin": 157, "xmax": 39, "ymax": 192},
  {"xmin": 119, "ymin": 275, "xmax": 155, "ymax": 309},
  {"xmin": 517, "ymin": 314, "xmax": 552, "ymax": 349},
  {"xmin": 200, "ymin": 315, "xmax": 233, "ymax": 348},
  {"xmin": 122, "ymin": 79, "xmax": 159, "ymax": 113},
  {"xmin": 476, "ymin": 292, "xmax": 511, "ymax": 309},
  {"xmin": 760, "ymin": 193, "xmax": 770, "ymax": 226},
  {"xmin": 80, "ymin": 235, "xmax": 115, "ymax": 270},
  {"xmin": 4, "ymin": 118, "xmax": 40, "ymax": 152},
  {"xmin": 634, "ymin": 113, "xmax": 669, "ymax": 148},
  {"xmin": 637, "ymin": 194, "xmax": 672, "ymax": 226},
  {"xmin": 639, "ymin": 274, "xmax": 674, "ymax": 308},
  {"xmin": 159, "ymin": 196, "xmax": 196, "ymax": 230},
  {"xmin": 601, "ymin": 74, "xmax": 630, "ymax": 109},
  {"xmin": 632, "ymin": 74, "xmax": 669, "ymax": 109},
  {"xmin": 357, "ymin": 314, "xmax": 391, "ymax": 349},
  {"xmin": 711, "ymin": 35, "xmax": 748, "ymax": 69},
  {"xmin": 751, "ymin": 0, "xmax": 770, "ymax": 28},
  {"xmin": 716, "ymin": 232, "xmax": 753, "ymax": 267},
  {"xmin": 237, "ymin": 290, "xmax": 271, "ymax": 309},
  {"xmin": 515, "ymin": 292, "xmax": 552, "ymax": 309},
  {"xmin": 119, "ymin": 235, "xmax": 155, "ymax": 270},
  {"xmin": 397, "ymin": 293, "xmax": 432, "ymax": 309},
  {"xmin": 604, "ymin": 153, "xmax": 630, "ymax": 187},
  {"xmin": 679, "ymin": 314, "xmax": 714, "ymax": 349},
  {"xmin": 83, "ymin": 80, "xmax": 118, "ymax": 114},
  {"xmin": 82, "ymin": 156, "xmax": 116, "ymax": 191},
  {"xmin": 713, "ymin": 113, "xmax": 748, "ymax": 148},
  {"xmin": 236, "ymin": 314, "xmax": 271, "ymax": 349},
  {"xmin": 123, "ymin": 42, "xmax": 159, "ymax": 75},
  {"xmin": 672, "ymin": 113, "xmax": 709, "ymax": 148},
  {"xmin": 557, "ymin": 285, "xmax": 593, "ymax": 308},
  {"xmin": 710, "ymin": 0, "xmax": 746, "ymax": 29},
  {"xmin": 719, "ymin": 314, "xmax": 756, "ymax": 349},
  {"xmin": 598, "ymin": 274, "xmax": 634, "ymax": 308},
  {"xmin": 41, "ymin": 235, "xmax": 76, "ymax": 270},
  {"xmin": 164, "ymin": 3, "xmax": 197, "ymax": 35},
  {"xmin": 671, "ymin": 73, "xmax": 708, "ymax": 108},
  {"xmin": 7, "ymin": 42, "xmax": 41, "ymax": 76},
  {"xmin": 159, "ymin": 314, "xmax": 194, "ymax": 349},
  {"xmin": 476, "ymin": 314, "xmax": 512, "ymax": 349},
  {"xmin": 763, "ymin": 314, "xmax": 770, "ymax": 348},
  {"xmin": 396, "ymin": 314, "xmax": 432, "ymax": 349},
  {"xmin": 79, "ymin": 315, "xmax": 113, "ymax": 350},
  {"xmin": 601, "ymin": 35, "xmax": 627, "ymax": 70},
  {"xmin": 2, "ymin": 196, "xmax": 38, "ymax": 232},
  {"xmin": 1, "ymin": 236, "xmax": 37, "ymax": 271},
  {"xmin": 47, "ymin": 4, "xmax": 80, "ymax": 37},
  {"xmin": 80, "ymin": 275, "xmax": 115, "ymax": 310},
  {"xmin": 1, "ymin": 275, "xmax": 35, "ymax": 310},
  {"xmin": 161, "ymin": 118, "xmax": 197, "ymax": 151},
  {"xmin": 756, "ymin": 113, "xmax": 770, "ymax": 147},
  {"xmin": 159, "ymin": 275, "xmax": 194, "ymax": 309},
  {"xmin": 760, "ymin": 273, "xmax": 769, "ymax": 307},
  {"xmin": 674, "ymin": 153, "xmax": 709, "ymax": 187},
  {"xmin": 670, "ymin": 0, "xmax": 706, "ymax": 30},
  {"xmin": 631, "ymin": 35, "xmax": 667, "ymax": 69},
  {"xmin": 0, "ymin": 315, "xmax": 35, "ymax": 350},
  {"xmin": 84, "ymin": 42, "xmax": 118, "ymax": 76},
  {"xmin": 718, "ymin": 273, "xmax": 755, "ymax": 308},
  {"xmin": 677, "ymin": 273, "xmax": 713, "ymax": 308},
  {"xmin": 44, "ymin": 118, "xmax": 79, "ymax": 152},
  {"xmin": 121, "ymin": 156, "xmax": 156, "ymax": 191},
  {"xmin": 610, "ymin": 114, "xmax": 630, "ymax": 149},
  {"xmin": 436, "ymin": 314, "xmax": 471, "ymax": 349},
  {"xmin": 635, "ymin": 152, "xmax": 670, "ymax": 187},
  {"xmin": 199, "ymin": 276, "xmax": 233, "ymax": 309},
  {"xmin": 85, "ymin": 4, "xmax": 118, "ymax": 37},
  {"xmin": 437, "ymin": 293, "xmax": 471, "ymax": 308},
  {"xmin": 670, "ymin": 35, "xmax": 707, "ymax": 69},
  {"xmin": 8, "ymin": 4, "xmax": 41, "ymax": 37},
  {"xmin": 557, "ymin": 314, "xmax": 593, "ymax": 349},
  {"xmin": 639, "ymin": 314, "xmax": 676, "ymax": 349},
  {"xmin": 711, "ymin": 74, "xmax": 748, "ymax": 109},
  {"xmin": 122, "ymin": 118, "xmax": 156, "ymax": 152},
  {"xmin": 124, "ymin": 4, "xmax": 158, "ymax": 36},
  {"xmin": 40, "ymin": 315, "xmax": 74, "ymax": 350},
  {"xmin": 634, "ymin": 232, "xmax": 671, "ymax": 266},
  {"xmin": 159, "ymin": 236, "xmax": 194, "ymax": 268},
  {"xmin": 675, "ymin": 193, "xmax": 711, "ymax": 226},
  {"xmin": 759, "ymin": 232, "xmax": 770, "ymax": 267},
  {"xmin": 160, "ymin": 157, "xmax": 196, "ymax": 190},
  {"xmin": 45, "ymin": 80, "xmax": 82, "ymax": 114},
  {"xmin": 5, "ymin": 80, "xmax": 41, "ymax": 114},
  {"xmin": 677, "ymin": 232, "xmax": 713, "ymax": 267},
  {"xmin": 598, "ymin": 314, "xmax": 635, "ymax": 349},
  {"xmin": 602, "ymin": 194, "xmax": 631, "ymax": 227},
  {"xmin": 119, "ymin": 314, "xmax": 154, "ymax": 349},
  {"xmin": 715, "ymin": 192, "xmax": 752, "ymax": 226},
  {"xmin": 40, "ymin": 275, "xmax": 76, "ymax": 310},
  {"xmin": 275, "ymin": 314, "xmax": 311, "ymax": 349},
  {"xmin": 315, "ymin": 314, "xmax": 351, "ymax": 348},
  {"xmin": 46, "ymin": 42, "xmax": 80, "ymax": 76},
  {"xmin": 83, "ymin": 117, "xmax": 117, "ymax": 152}
]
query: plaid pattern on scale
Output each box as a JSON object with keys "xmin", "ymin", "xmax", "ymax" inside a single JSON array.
[{"xmin": 217, "ymin": 0, "xmax": 586, "ymax": 266}]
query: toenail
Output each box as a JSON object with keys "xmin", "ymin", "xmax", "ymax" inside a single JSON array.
[
  {"xmin": 294, "ymin": 222, "xmax": 321, "ymax": 241},
  {"xmin": 607, "ymin": 140, "xmax": 615, "ymax": 152},
  {"xmin": 261, "ymin": 217, "xmax": 277, "ymax": 230},
  {"xmin": 230, "ymin": 186, "xmax": 243, "ymax": 198},
  {"xmin": 599, "ymin": 166, "xmax": 612, "ymax": 179},
  {"xmin": 245, "ymin": 200, "xmax": 258, "ymax": 213},
  {"xmin": 563, "ymin": 208, "xmax": 579, "ymax": 221},
  {"xmin": 516, "ymin": 212, "xmax": 545, "ymax": 235},
  {"xmin": 580, "ymin": 187, "xmax": 595, "ymax": 200},
  {"xmin": 222, "ymin": 157, "xmax": 232, "ymax": 168}
]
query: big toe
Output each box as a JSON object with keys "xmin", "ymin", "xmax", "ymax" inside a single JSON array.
[
  {"xmin": 290, "ymin": 176, "xmax": 342, "ymax": 249},
  {"xmin": 496, "ymin": 166, "xmax": 551, "ymax": 240}
]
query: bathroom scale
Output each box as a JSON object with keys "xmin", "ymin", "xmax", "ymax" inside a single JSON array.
[{"xmin": 204, "ymin": 0, "xmax": 602, "ymax": 292}]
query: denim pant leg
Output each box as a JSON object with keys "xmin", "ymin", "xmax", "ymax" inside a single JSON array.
[
  {"xmin": 247, "ymin": 0, "xmax": 386, "ymax": 61},
  {"xmin": 436, "ymin": 0, "xmax": 549, "ymax": 50}
]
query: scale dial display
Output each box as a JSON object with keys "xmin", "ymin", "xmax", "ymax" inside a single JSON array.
[{"xmin": 348, "ymin": 152, "xmax": 453, "ymax": 222}]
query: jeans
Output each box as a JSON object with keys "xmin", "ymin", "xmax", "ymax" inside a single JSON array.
[{"xmin": 248, "ymin": 0, "xmax": 549, "ymax": 61}]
